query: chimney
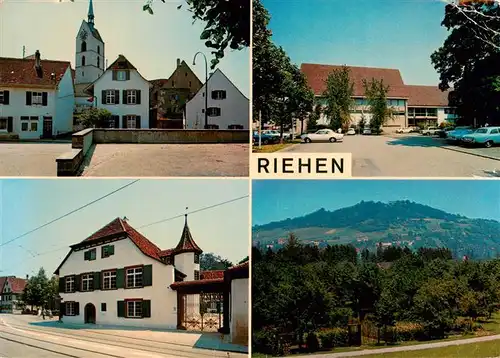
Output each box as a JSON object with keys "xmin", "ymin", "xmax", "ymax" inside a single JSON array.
[
  {"xmin": 35, "ymin": 50, "xmax": 41, "ymax": 69},
  {"xmin": 177, "ymin": 58, "xmax": 181, "ymax": 67}
]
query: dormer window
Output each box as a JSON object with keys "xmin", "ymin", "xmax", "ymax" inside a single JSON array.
[
  {"xmin": 101, "ymin": 245, "xmax": 114, "ymax": 258},
  {"xmin": 84, "ymin": 248, "xmax": 96, "ymax": 261},
  {"xmin": 113, "ymin": 70, "xmax": 128, "ymax": 81}
]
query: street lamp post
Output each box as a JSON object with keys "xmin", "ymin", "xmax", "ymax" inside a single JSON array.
[{"xmin": 193, "ymin": 52, "xmax": 208, "ymax": 129}]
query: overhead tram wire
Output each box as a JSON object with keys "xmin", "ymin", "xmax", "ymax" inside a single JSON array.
[
  {"xmin": 0, "ymin": 179, "xmax": 140, "ymax": 248},
  {"xmin": 137, "ymin": 194, "xmax": 250, "ymax": 229},
  {"xmin": 13, "ymin": 194, "xmax": 250, "ymax": 265}
]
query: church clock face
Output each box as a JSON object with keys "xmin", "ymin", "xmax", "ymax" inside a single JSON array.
[{"xmin": 79, "ymin": 29, "xmax": 88, "ymax": 41}]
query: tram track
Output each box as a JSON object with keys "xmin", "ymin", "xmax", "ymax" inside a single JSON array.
[{"xmin": 0, "ymin": 321, "xmax": 240, "ymax": 357}]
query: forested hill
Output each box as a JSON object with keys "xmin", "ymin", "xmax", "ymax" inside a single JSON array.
[{"xmin": 252, "ymin": 200, "xmax": 500, "ymax": 259}]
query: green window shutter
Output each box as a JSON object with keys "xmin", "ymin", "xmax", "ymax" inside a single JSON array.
[
  {"xmin": 84, "ymin": 251, "xmax": 89, "ymax": 260},
  {"xmin": 75, "ymin": 302, "xmax": 80, "ymax": 316},
  {"xmin": 101, "ymin": 246, "xmax": 105, "ymax": 258},
  {"xmin": 116, "ymin": 269, "xmax": 125, "ymax": 288},
  {"xmin": 93, "ymin": 271, "xmax": 101, "ymax": 290},
  {"xmin": 143, "ymin": 265, "xmax": 153, "ymax": 286},
  {"xmin": 117, "ymin": 301, "xmax": 125, "ymax": 317},
  {"xmin": 109, "ymin": 245, "xmax": 115, "ymax": 255},
  {"xmin": 74, "ymin": 275, "xmax": 81, "ymax": 292},
  {"xmin": 142, "ymin": 300, "xmax": 151, "ymax": 318},
  {"xmin": 58, "ymin": 277, "xmax": 65, "ymax": 293}
]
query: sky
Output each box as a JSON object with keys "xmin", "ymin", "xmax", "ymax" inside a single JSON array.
[
  {"xmin": 0, "ymin": 0, "xmax": 249, "ymax": 97},
  {"xmin": 252, "ymin": 180, "xmax": 500, "ymax": 226},
  {"xmin": 0, "ymin": 179, "xmax": 249, "ymax": 278},
  {"xmin": 263, "ymin": 0, "xmax": 451, "ymax": 86}
]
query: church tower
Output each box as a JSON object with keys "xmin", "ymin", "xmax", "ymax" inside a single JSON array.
[{"xmin": 75, "ymin": 0, "xmax": 105, "ymax": 85}]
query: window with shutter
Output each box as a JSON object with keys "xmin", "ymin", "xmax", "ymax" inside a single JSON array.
[
  {"xmin": 143, "ymin": 265, "xmax": 153, "ymax": 287},
  {"xmin": 0, "ymin": 91, "xmax": 4, "ymax": 104},
  {"xmin": 142, "ymin": 300, "xmax": 151, "ymax": 318},
  {"xmin": 102, "ymin": 270, "xmax": 117, "ymax": 290},
  {"xmin": 102, "ymin": 245, "xmax": 114, "ymax": 258},
  {"xmin": 126, "ymin": 300, "xmax": 143, "ymax": 318},
  {"xmin": 81, "ymin": 273, "xmax": 94, "ymax": 291},
  {"xmin": 0, "ymin": 117, "xmax": 7, "ymax": 131},
  {"xmin": 211, "ymin": 90, "xmax": 227, "ymax": 100},
  {"xmin": 65, "ymin": 276, "xmax": 75, "ymax": 293},
  {"xmin": 126, "ymin": 266, "xmax": 143, "ymax": 288},
  {"xmin": 207, "ymin": 107, "xmax": 221, "ymax": 117},
  {"xmin": 194, "ymin": 270, "xmax": 200, "ymax": 280}
]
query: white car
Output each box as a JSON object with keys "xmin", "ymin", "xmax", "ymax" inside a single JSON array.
[
  {"xmin": 420, "ymin": 127, "xmax": 439, "ymax": 136},
  {"xmin": 396, "ymin": 127, "xmax": 413, "ymax": 134},
  {"xmin": 347, "ymin": 128, "xmax": 356, "ymax": 135},
  {"xmin": 301, "ymin": 129, "xmax": 344, "ymax": 143},
  {"xmin": 362, "ymin": 128, "xmax": 372, "ymax": 135}
]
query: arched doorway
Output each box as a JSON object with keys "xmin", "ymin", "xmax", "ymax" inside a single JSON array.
[{"xmin": 84, "ymin": 303, "xmax": 96, "ymax": 324}]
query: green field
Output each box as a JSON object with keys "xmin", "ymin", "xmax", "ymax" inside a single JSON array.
[{"xmin": 364, "ymin": 339, "xmax": 500, "ymax": 358}]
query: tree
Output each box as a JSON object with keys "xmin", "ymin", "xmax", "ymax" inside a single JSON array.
[
  {"xmin": 143, "ymin": 0, "xmax": 250, "ymax": 69},
  {"xmin": 431, "ymin": 1, "xmax": 500, "ymax": 126},
  {"xmin": 323, "ymin": 66, "xmax": 355, "ymax": 130},
  {"xmin": 200, "ymin": 253, "xmax": 233, "ymax": 270},
  {"xmin": 307, "ymin": 104, "xmax": 322, "ymax": 132},
  {"xmin": 363, "ymin": 78, "xmax": 393, "ymax": 134},
  {"xmin": 22, "ymin": 268, "xmax": 50, "ymax": 311},
  {"xmin": 78, "ymin": 107, "xmax": 112, "ymax": 129}
]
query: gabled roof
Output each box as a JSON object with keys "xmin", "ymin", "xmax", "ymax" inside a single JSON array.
[
  {"xmin": 173, "ymin": 215, "xmax": 203, "ymax": 254},
  {"xmin": 300, "ymin": 63, "xmax": 409, "ymax": 99},
  {"xmin": 0, "ymin": 277, "xmax": 9, "ymax": 293},
  {"xmin": 190, "ymin": 68, "xmax": 249, "ymax": 102},
  {"xmin": 405, "ymin": 85, "xmax": 451, "ymax": 107},
  {"xmin": 0, "ymin": 57, "xmax": 71, "ymax": 89},
  {"xmin": 201, "ymin": 270, "xmax": 224, "ymax": 280},
  {"xmin": 6, "ymin": 277, "xmax": 27, "ymax": 294},
  {"xmin": 79, "ymin": 217, "xmax": 163, "ymax": 262}
]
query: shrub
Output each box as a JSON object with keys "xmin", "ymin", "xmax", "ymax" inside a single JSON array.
[
  {"xmin": 253, "ymin": 327, "xmax": 280, "ymax": 355},
  {"xmin": 394, "ymin": 322, "xmax": 425, "ymax": 342},
  {"xmin": 305, "ymin": 332, "xmax": 320, "ymax": 352},
  {"xmin": 316, "ymin": 328, "xmax": 349, "ymax": 349}
]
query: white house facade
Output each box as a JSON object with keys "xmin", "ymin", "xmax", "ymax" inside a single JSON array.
[
  {"xmin": 85, "ymin": 55, "xmax": 151, "ymax": 129},
  {"xmin": 0, "ymin": 51, "xmax": 74, "ymax": 139},
  {"xmin": 185, "ymin": 69, "xmax": 249, "ymax": 130},
  {"xmin": 0, "ymin": 276, "xmax": 27, "ymax": 313},
  {"xmin": 54, "ymin": 216, "xmax": 249, "ymax": 345}
]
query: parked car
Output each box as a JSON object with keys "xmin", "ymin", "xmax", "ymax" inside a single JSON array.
[
  {"xmin": 437, "ymin": 127, "xmax": 455, "ymax": 138},
  {"xmin": 253, "ymin": 131, "xmax": 280, "ymax": 145},
  {"xmin": 362, "ymin": 128, "xmax": 372, "ymax": 135},
  {"xmin": 420, "ymin": 127, "xmax": 440, "ymax": 136},
  {"xmin": 301, "ymin": 129, "xmax": 344, "ymax": 143},
  {"xmin": 447, "ymin": 127, "xmax": 475, "ymax": 142},
  {"xmin": 461, "ymin": 127, "xmax": 500, "ymax": 148},
  {"xmin": 396, "ymin": 127, "xmax": 413, "ymax": 134},
  {"xmin": 262, "ymin": 130, "xmax": 280, "ymax": 137},
  {"xmin": 346, "ymin": 128, "xmax": 356, "ymax": 135}
]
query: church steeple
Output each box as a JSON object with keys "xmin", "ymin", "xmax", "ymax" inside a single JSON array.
[
  {"xmin": 88, "ymin": 0, "xmax": 95, "ymax": 29},
  {"xmin": 173, "ymin": 210, "xmax": 202, "ymax": 254}
]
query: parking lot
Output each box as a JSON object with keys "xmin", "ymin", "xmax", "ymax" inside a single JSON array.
[{"xmin": 279, "ymin": 133, "xmax": 500, "ymax": 177}]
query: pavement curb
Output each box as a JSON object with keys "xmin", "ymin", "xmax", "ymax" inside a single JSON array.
[
  {"xmin": 277, "ymin": 143, "xmax": 301, "ymax": 152},
  {"xmin": 440, "ymin": 145, "xmax": 500, "ymax": 162}
]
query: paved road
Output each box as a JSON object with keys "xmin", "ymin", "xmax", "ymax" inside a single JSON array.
[
  {"xmin": 82, "ymin": 143, "xmax": 249, "ymax": 177},
  {"xmin": 0, "ymin": 314, "xmax": 246, "ymax": 358},
  {"xmin": 304, "ymin": 334, "xmax": 500, "ymax": 357},
  {"xmin": 0, "ymin": 143, "xmax": 71, "ymax": 177},
  {"xmin": 281, "ymin": 135, "xmax": 500, "ymax": 177}
]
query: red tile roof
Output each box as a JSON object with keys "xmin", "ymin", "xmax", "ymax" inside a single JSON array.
[
  {"xmin": 7, "ymin": 277, "xmax": 27, "ymax": 294},
  {"xmin": 201, "ymin": 270, "xmax": 225, "ymax": 280},
  {"xmin": 227, "ymin": 261, "xmax": 249, "ymax": 272},
  {"xmin": 405, "ymin": 85, "xmax": 451, "ymax": 107},
  {"xmin": 170, "ymin": 278, "xmax": 224, "ymax": 289},
  {"xmin": 0, "ymin": 57, "xmax": 71, "ymax": 88},
  {"xmin": 81, "ymin": 218, "xmax": 162, "ymax": 262},
  {"xmin": 301, "ymin": 63, "xmax": 408, "ymax": 98}
]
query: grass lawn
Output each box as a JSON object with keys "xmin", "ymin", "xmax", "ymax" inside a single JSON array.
[
  {"xmin": 363, "ymin": 339, "xmax": 500, "ymax": 358},
  {"xmin": 252, "ymin": 141, "xmax": 300, "ymax": 153}
]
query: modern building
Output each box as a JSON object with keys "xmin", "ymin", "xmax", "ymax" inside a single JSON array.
[
  {"xmin": 185, "ymin": 69, "xmax": 249, "ymax": 130},
  {"xmin": 150, "ymin": 59, "xmax": 203, "ymax": 129},
  {"xmin": 0, "ymin": 276, "xmax": 27, "ymax": 313},
  {"xmin": 54, "ymin": 216, "xmax": 248, "ymax": 344},
  {"xmin": 74, "ymin": 0, "xmax": 106, "ymax": 116},
  {"xmin": 84, "ymin": 55, "xmax": 151, "ymax": 129},
  {"xmin": 0, "ymin": 51, "xmax": 75, "ymax": 139},
  {"xmin": 300, "ymin": 63, "xmax": 458, "ymax": 132}
]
